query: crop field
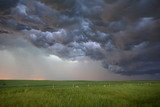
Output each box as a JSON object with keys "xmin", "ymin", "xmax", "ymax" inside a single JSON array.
[{"xmin": 0, "ymin": 80, "xmax": 160, "ymax": 107}]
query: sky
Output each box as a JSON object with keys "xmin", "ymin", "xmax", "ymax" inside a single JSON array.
[{"xmin": 0, "ymin": 0, "xmax": 160, "ymax": 80}]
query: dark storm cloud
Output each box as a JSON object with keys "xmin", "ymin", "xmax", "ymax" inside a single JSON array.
[
  {"xmin": 0, "ymin": 0, "xmax": 19, "ymax": 11},
  {"xmin": 102, "ymin": 0, "xmax": 160, "ymax": 21},
  {"xmin": 0, "ymin": 0, "xmax": 160, "ymax": 76}
]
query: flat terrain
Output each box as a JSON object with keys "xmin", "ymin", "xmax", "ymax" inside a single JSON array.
[{"xmin": 0, "ymin": 80, "xmax": 160, "ymax": 107}]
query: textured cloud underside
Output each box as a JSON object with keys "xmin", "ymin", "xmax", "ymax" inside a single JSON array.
[{"xmin": 0, "ymin": 0, "xmax": 160, "ymax": 75}]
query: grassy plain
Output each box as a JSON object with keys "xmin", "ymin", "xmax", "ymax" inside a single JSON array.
[{"xmin": 0, "ymin": 80, "xmax": 160, "ymax": 107}]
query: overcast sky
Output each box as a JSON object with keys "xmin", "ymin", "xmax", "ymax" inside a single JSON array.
[{"xmin": 0, "ymin": 0, "xmax": 160, "ymax": 80}]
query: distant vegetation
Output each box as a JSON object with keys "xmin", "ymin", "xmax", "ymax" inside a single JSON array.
[{"xmin": 0, "ymin": 80, "xmax": 160, "ymax": 107}]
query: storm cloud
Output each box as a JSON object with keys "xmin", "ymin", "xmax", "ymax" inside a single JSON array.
[
  {"xmin": 0, "ymin": 0, "xmax": 160, "ymax": 77},
  {"xmin": 0, "ymin": 0, "xmax": 19, "ymax": 11}
]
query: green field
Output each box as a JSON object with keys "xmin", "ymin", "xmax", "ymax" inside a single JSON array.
[{"xmin": 0, "ymin": 80, "xmax": 160, "ymax": 107}]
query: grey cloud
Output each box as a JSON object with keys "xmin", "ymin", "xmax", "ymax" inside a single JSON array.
[
  {"xmin": 18, "ymin": 0, "xmax": 160, "ymax": 76},
  {"xmin": 0, "ymin": 0, "xmax": 19, "ymax": 11},
  {"xmin": 0, "ymin": 0, "xmax": 160, "ymax": 76},
  {"xmin": 102, "ymin": 0, "xmax": 160, "ymax": 21}
]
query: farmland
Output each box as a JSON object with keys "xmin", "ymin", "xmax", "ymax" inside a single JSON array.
[{"xmin": 0, "ymin": 80, "xmax": 160, "ymax": 107}]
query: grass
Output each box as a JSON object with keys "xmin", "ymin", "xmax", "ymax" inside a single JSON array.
[{"xmin": 0, "ymin": 80, "xmax": 160, "ymax": 107}]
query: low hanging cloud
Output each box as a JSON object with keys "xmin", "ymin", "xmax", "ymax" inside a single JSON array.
[
  {"xmin": 0, "ymin": 0, "xmax": 160, "ymax": 77},
  {"xmin": 1, "ymin": 34, "xmax": 144, "ymax": 80}
]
